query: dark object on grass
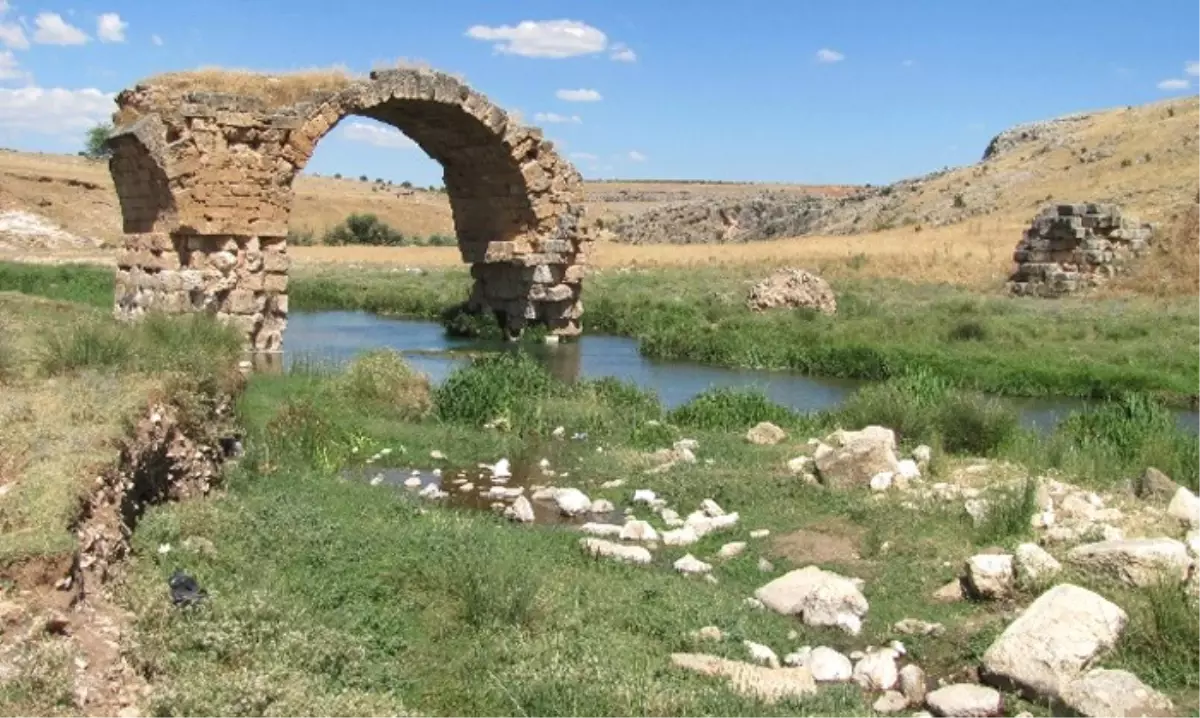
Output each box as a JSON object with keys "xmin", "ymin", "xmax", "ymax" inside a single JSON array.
[{"xmin": 168, "ymin": 569, "xmax": 208, "ymax": 607}]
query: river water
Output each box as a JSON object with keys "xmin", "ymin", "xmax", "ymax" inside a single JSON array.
[{"xmin": 283, "ymin": 310, "xmax": 1200, "ymax": 434}]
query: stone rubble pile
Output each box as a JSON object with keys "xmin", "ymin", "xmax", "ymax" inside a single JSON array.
[{"xmin": 1008, "ymin": 203, "xmax": 1153, "ymax": 297}]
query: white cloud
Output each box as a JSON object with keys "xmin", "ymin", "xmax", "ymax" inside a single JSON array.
[
  {"xmin": 0, "ymin": 86, "xmax": 115, "ymax": 135},
  {"xmin": 569, "ymin": 151, "xmax": 597, "ymax": 161},
  {"xmin": 465, "ymin": 19, "xmax": 607, "ymax": 58},
  {"xmin": 1157, "ymin": 78, "xmax": 1189, "ymax": 91},
  {"xmin": 33, "ymin": 12, "xmax": 89, "ymax": 45},
  {"xmin": 901, "ymin": 59, "xmax": 915, "ymax": 68},
  {"xmin": 556, "ymin": 88, "xmax": 602, "ymax": 102},
  {"xmin": 96, "ymin": 13, "xmax": 127, "ymax": 43},
  {"xmin": 815, "ymin": 48, "xmax": 844, "ymax": 64},
  {"xmin": 0, "ymin": 22, "xmax": 27, "ymax": 50},
  {"xmin": 1186, "ymin": 61, "xmax": 1199, "ymax": 76},
  {"xmin": 0, "ymin": 50, "xmax": 26, "ymax": 81},
  {"xmin": 610, "ymin": 42, "xmax": 636, "ymax": 62},
  {"xmin": 341, "ymin": 121, "xmax": 417, "ymax": 149},
  {"xmin": 627, "ymin": 150, "xmax": 646, "ymax": 162},
  {"xmin": 151, "ymin": 34, "xmax": 163, "ymax": 46},
  {"xmin": 533, "ymin": 112, "xmax": 581, "ymax": 124}
]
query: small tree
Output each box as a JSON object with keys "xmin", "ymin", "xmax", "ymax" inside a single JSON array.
[{"xmin": 83, "ymin": 122, "xmax": 113, "ymax": 160}]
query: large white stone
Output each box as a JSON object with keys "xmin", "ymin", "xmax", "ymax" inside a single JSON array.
[
  {"xmin": 662, "ymin": 526, "xmax": 700, "ymax": 547},
  {"xmin": 898, "ymin": 663, "xmax": 927, "ymax": 706},
  {"xmin": 743, "ymin": 640, "xmax": 780, "ymax": 668},
  {"xmin": 1167, "ymin": 486, "xmax": 1200, "ymax": 529},
  {"xmin": 669, "ymin": 653, "xmax": 816, "ymax": 704},
  {"xmin": 1065, "ymin": 538, "xmax": 1192, "ymax": 587},
  {"xmin": 674, "ymin": 554, "xmax": 712, "ymax": 575},
  {"xmin": 579, "ymin": 522, "xmax": 623, "ymax": 537},
  {"xmin": 1059, "ymin": 668, "xmax": 1174, "ymax": 717},
  {"xmin": 746, "ymin": 421, "xmax": 787, "ymax": 445},
  {"xmin": 852, "ymin": 648, "xmax": 898, "ymax": 691},
  {"xmin": 807, "ymin": 646, "xmax": 852, "ymax": 682},
  {"xmin": 579, "ymin": 538, "xmax": 651, "ymax": 565},
  {"xmin": 754, "ymin": 566, "xmax": 869, "ymax": 634},
  {"xmin": 925, "ymin": 684, "xmax": 1003, "ymax": 717},
  {"xmin": 981, "ymin": 584, "xmax": 1127, "ymax": 702},
  {"xmin": 619, "ymin": 519, "xmax": 659, "ymax": 542},
  {"xmin": 555, "ymin": 488, "xmax": 591, "ymax": 516},
  {"xmin": 503, "ymin": 496, "xmax": 535, "ymax": 523},
  {"xmin": 717, "ymin": 542, "xmax": 747, "ymax": 559},
  {"xmin": 814, "ymin": 425, "xmax": 901, "ymax": 489}
]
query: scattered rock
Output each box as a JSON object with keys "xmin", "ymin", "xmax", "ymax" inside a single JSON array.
[
  {"xmin": 579, "ymin": 522, "xmax": 624, "ymax": 537},
  {"xmin": 600, "ymin": 479, "xmax": 624, "ymax": 489},
  {"xmin": 620, "ymin": 520, "xmax": 660, "ymax": 542},
  {"xmin": 580, "ymin": 538, "xmax": 652, "ymax": 565},
  {"xmin": 980, "ymin": 584, "xmax": 1127, "ymax": 702},
  {"xmin": 912, "ymin": 445, "xmax": 933, "ymax": 464},
  {"xmin": 555, "ymin": 488, "xmax": 591, "ymax": 516},
  {"xmin": 1186, "ymin": 529, "xmax": 1200, "ymax": 558},
  {"xmin": 700, "ymin": 498, "xmax": 725, "ymax": 517},
  {"xmin": 749, "ymin": 529, "xmax": 770, "ymax": 539},
  {"xmin": 504, "ymin": 496, "xmax": 536, "ymax": 523},
  {"xmin": 744, "ymin": 640, "xmax": 780, "ymax": 668},
  {"xmin": 663, "ymin": 527, "xmax": 700, "ymax": 547},
  {"xmin": 808, "ymin": 646, "xmax": 853, "ymax": 682},
  {"xmin": 757, "ymin": 557, "xmax": 775, "ymax": 572},
  {"xmin": 1167, "ymin": 486, "xmax": 1200, "ymax": 529},
  {"xmin": 674, "ymin": 554, "xmax": 712, "ymax": 575},
  {"xmin": 873, "ymin": 690, "xmax": 909, "ymax": 714},
  {"xmin": 694, "ymin": 625, "xmax": 723, "ymax": 641},
  {"xmin": 893, "ymin": 619, "xmax": 945, "ymax": 637},
  {"xmin": 632, "ymin": 489, "xmax": 658, "ymax": 504},
  {"xmin": 589, "ymin": 498, "xmax": 615, "ymax": 514},
  {"xmin": 403, "ymin": 476, "xmax": 422, "ymax": 488},
  {"xmin": 661, "ymin": 508, "xmax": 683, "ymax": 527},
  {"xmin": 744, "ymin": 596, "xmax": 765, "ymax": 610},
  {"xmin": 783, "ymin": 647, "xmax": 812, "ymax": 668},
  {"xmin": 755, "ymin": 566, "xmax": 869, "ymax": 634},
  {"xmin": 896, "ymin": 459, "xmax": 921, "ymax": 481},
  {"xmin": 746, "ymin": 267, "xmax": 837, "ymax": 316},
  {"xmin": 787, "ymin": 456, "xmax": 812, "ymax": 474},
  {"xmin": 965, "ymin": 554, "xmax": 1014, "ymax": 599},
  {"xmin": 925, "ymin": 684, "xmax": 1003, "ymax": 717},
  {"xmin": 1060, "ymin": 668, "xmax": 1174, "ymax": 718},
  {"xmin": 531, "ymin": 486, "xmax": 559, "ymax": 500},
  {"xmin": 899, "ymin": 664, "xmax": 927, "ymax": 706},
  {"xmin": 717, "ymin": 542, "xmax": 747, "ymax": 559},
  {"xmin": 669, "ymin": 652, "xmax": 816, "ymax": 704},
  {"xmin": 1014, "ymin": 542, "xmax": 1061, "ymax": 583},
  {"xmin": 1136, "ymin": 467, "xmax": 1181, "ymax": 501},
  {"xmin": 746, "ymin": 422, "xmax": 787, "ymax": 446},
  {"xmin": 852, "ymin": 648, "xmax": 899, "ymax": 691},
  {"xmin": 1065, "ymin": 538, "xmax": 1191, "ymax": 587},
  {"xmin": 814, "ymin": 426, "xmax": 901, "ymax": 489},
  {"xmin": 964, "ymin": 498, "xmax": 990, "ymax": 526},
  {"xmin": 870, "ymin": 472, "xmax": 894, "ymax": 492},
  {"xmin": 932, "ymin": 578, "xmax": 966, "ymax": 602}
]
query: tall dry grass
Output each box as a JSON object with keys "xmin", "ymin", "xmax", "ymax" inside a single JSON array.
[{"xmin": 1108, "ymin": 203, "xmax": 1200, "ymax": 298}]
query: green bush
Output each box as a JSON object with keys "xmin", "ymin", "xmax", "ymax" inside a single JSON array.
[
  {"xmin": 82, "ymin": 122, "xmax": 112, "ymax": 160},
  {"xmin": 287, "ymin": 228, "xmax": 317, "ymax": 247},
  {"xmin": 835, "ymin": 371, "xmax": 950, "ymax": 445},
  {"xmin": 41, "ymin": 323, "xmax": 131, "ymax": 373},
  {"xmin": 323, "ymin": 214, "xmax": 407, "ymax": 247},
  {"xmin": 667, "ymin": 387, "xmax": 797, "ymax": 431},
  {"xmin": 434, "ymin": 352, "xmax": 553, "ymax": 428},
  {"xmin": 937, "ymin": 392, "xmax": 1019, "ymax": 455},
  {"xmin": 337, "ymin": 349, "xmax": 431, "ymax": 419},
  {"xmin": 439, "ymin": 302, "xmax": 501, "ymax": 340},
  {"xmin": 972, "ymin": 479, "xmax": 1037, "ymax": 546}
]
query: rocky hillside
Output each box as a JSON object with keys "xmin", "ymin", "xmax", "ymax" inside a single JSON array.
[{"xmin": 607, "ymin": 96, "xmax": 1200, "ymax": 244}]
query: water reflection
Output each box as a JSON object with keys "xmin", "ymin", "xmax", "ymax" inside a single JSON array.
[{"xmin": 272, "ymin": 310, "xmax": 1200, "ymax": 435}]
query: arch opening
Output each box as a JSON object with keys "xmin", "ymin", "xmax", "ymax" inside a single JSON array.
[{"xmin": 106, "ymin": 67, "xmax": 591, "ymax": 353}]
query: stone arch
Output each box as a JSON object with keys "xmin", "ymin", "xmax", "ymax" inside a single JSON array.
[{"xmin": 107, "ymin": 68, "xmax": 591, "ymax": 352}]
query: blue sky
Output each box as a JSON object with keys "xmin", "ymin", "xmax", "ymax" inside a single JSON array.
[{"xmin": 0, "ymin": 0, "xmax": 1196, "ymax": 187}]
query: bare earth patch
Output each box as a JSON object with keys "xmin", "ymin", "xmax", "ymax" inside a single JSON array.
[{"xmin": 769, "ymin": 517, "xmax": 865, "ymax": 566}]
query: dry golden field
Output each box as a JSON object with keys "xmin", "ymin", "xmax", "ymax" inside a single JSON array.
[{"xmin": 0, "ymin": 94, "xmax": 1194, "ymax": 293}]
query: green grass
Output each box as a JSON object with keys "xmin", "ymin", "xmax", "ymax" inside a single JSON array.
[
  {"xmin": 110, "ymin": 352, "xmax": 1199, "ymax": 716},
  {"xmin": 3, "ymin": 261, "xmax": 1197, "ymax": 405}
]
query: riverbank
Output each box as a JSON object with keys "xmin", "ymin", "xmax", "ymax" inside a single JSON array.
[{"xmin": 2, "ymin": 259, "xmax": 1196, "ymax": 406}]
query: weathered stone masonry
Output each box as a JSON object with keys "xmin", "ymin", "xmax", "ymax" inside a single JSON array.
[
  {"xmin": 106, "ymin": 68, "xmax": 591, "ymax": 351},
  {"xmin": 1008, "ymin": 203, "xmax": 1153, "ymax": 297}
]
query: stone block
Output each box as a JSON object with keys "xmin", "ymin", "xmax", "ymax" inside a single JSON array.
[{"xmin": 263, "ymin": 273, "xmax": 288, "ymax": 293}]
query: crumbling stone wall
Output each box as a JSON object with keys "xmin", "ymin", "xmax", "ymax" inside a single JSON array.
[
  {"xmin": 1008, "ymin": 203, "xmax": 1153, "ymax": 297},
  {"xmin": 107, "ymin": 68, "xmax": 590, "ymax": 351}
]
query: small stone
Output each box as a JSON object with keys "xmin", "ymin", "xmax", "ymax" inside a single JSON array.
[
  {"xmin": 965, "ymin": 554, "xmax": 1014, "ymax": 599},
  {"xmin": 964, "ymin": 498, "xmax": 990, "ymax": 526},
  {"xmin": 896, "ymin": 459, "xmax": 921, "ymax": 480},
  {"xmin": 1060, "ymin": 668, "xmax": 1174, "ymax": 717},
  {"xmin": 932, "ymin": 578, "xmax": 965, "ymax": 602},
  {"xmin": 669, "ymin": 652, "xmax": 816, "ymax": 704},
  {"xmin": 662, "ymin": 527, "xmax": 700, "ymax": 547},
  {"xmin": 589, "ymin": 498, "xmax": 615, "ymax": 514},
  {"xmin": 403, "ymin": 476, "xmax": 422, "ymax": 488},
  {"xmin": 912, "ymin": 445, "xmax": 932, "ymax": 464},
  {"xmin": 870, "ymin": 471, "xmax": 895, "ymax": 492},
  {"xmin": 787, "ymin": 456, "xmax": 812, "ymax": 473},
  {"xmin": 579, "ymin": 522, "xmax": 623, "ymax": 537},
  {"xmin": 430, "ymin": 450, "xmax": 445, "ymax": 460},
  {"xmin": 1136, "ymin": 467, "xmax": 1180, "ymax": 501},
  {"xmin": 674, "ymin": 554, "xmax": 713, "ymax": 575},
  {"xmin": 458, "ymin": 482, "xmax": 475, "ymax": 492},
  {"xmin": 1014, "ymin": 542, "xmax": 1061, "ymax": 583},
  {"xmin": 700, "ymin": 498, "xmax": 725, "ymax": 517},
  {"xmin": 660, "ymin": 508, "xmax": 683, "ymax": 527},
  {"xmin": 744, "ymin": 640, "xmax": 780, "ymax": 668},
  {"xmin": 757, "ymin": 557, "xmax": 775, "ymax": 572},
  {"xmin": 1066, "ymin": 538, "xmax": 1192, "ymax": 587},
  {"xmin": 749, "ymin": 529, "xmax": 770, "ymax": 539},
  {"xmin": 632, "ymin": 489, "xmax": 657, "ymax": 504},
  {"xmin": 717, "ymin": 542, "xmax": 747, "ymax": 559},
  {"xmin": 600, "ymin": 479, "xmax": 624, "ymax": 489},
  {"xmin": 873, "ymin": 691, "xmax": 909, "ymax": 714},
  {"xmin": 852, "ymin": 649, "xmax": 899, "ymax": 691},
  {"xmin": 893, "ymin": 618, "xmax": 945, "ymax": 636},
  {"xmin": 808, "ymin": 646, "xmax": 853, "ymax": 682},
  {"xmin": 925, "ymin": 684, "xmax": 1003, "ymax": 717},
  {"xmin": 555, "ymin": 488, "xmax": 591, "ymax": 516},
  {"xmin": 579, "ymin": 538, "xmax": 651, "ymax": 565},
  {"xmin": 899, "ymin": 664, "xmax": 927, "ymax": 706},
  {"xmin": 694, "ymin": 625, "xmax": 723, "ymax": 641},
  {"xmin": 744, "ymin": 597, "xmax": 765, "ymax": 610},
  {"xmin": 620, "ymin": 520, "xmax": 659, "ymax": 542},
  {"xmin": 504, "ymin": 496, "xmax": 536, "ymax": 523}
]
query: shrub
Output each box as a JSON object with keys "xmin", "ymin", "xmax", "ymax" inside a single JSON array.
[
  {"xmin": 337, "ymin": 349, "xmax": 431, "ymax": 419},
  {"xmin": 423, "ymin": 234, "xmax": 457, "ymax": 247},
  {"xmin": 287, "ymin": 228, "xmax": 317, "ymax": 246},
  {"xmin": 585, "ymin": 376, "xmax": 663, "ymax": 419},
  {"xmin": 434, "ymin": 352, "xmax": 553, "ymax": 428},
  {"xmin": 972, "ymin": 479, "xmax": 1037, "ymax": 546},
  {"xmin": 937, "ymin": 392, "xmax": 1018, "ymax": 455},
  {"xmin": 947, "ymin": 319, "xmax": 988, "ymax": 342},
  {"xmin": 82, "ymin": 122, "xmax": 112, "ymax": 160},
  {"xmin": 323, "ymin": 214, "xmax": 407, "ymax": 246},
  {"xmin": 41, "ymin": 323, "xmax": 131, "ymax": 374},
  {"xmin": 439, "ymin": 302, "xmax": 501, "ymax": 340},
  {"xmin": 835, "ymin": 371, "xmax": 951, "ymax": 445},
  {"xmin": 667, "ymin": 387, "xmax": 797, "ymax": 431},
  {"xmin": 1112, "ymin": 580, "xmax": 1200, "ymax": 690}
]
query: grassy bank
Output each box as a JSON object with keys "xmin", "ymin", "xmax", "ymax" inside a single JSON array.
[
  {"xmin": 2, "ymin": 260, "xmax": 1197, "ymax": 404},
  {"xmin": 109, "ymin": 350, "xmax": 1198, "ymax": 716}
]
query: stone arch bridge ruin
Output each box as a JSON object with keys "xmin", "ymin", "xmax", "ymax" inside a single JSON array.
[{"xmin": 106, "ymin": 68, "xmax": 590, "ymax": 351}]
